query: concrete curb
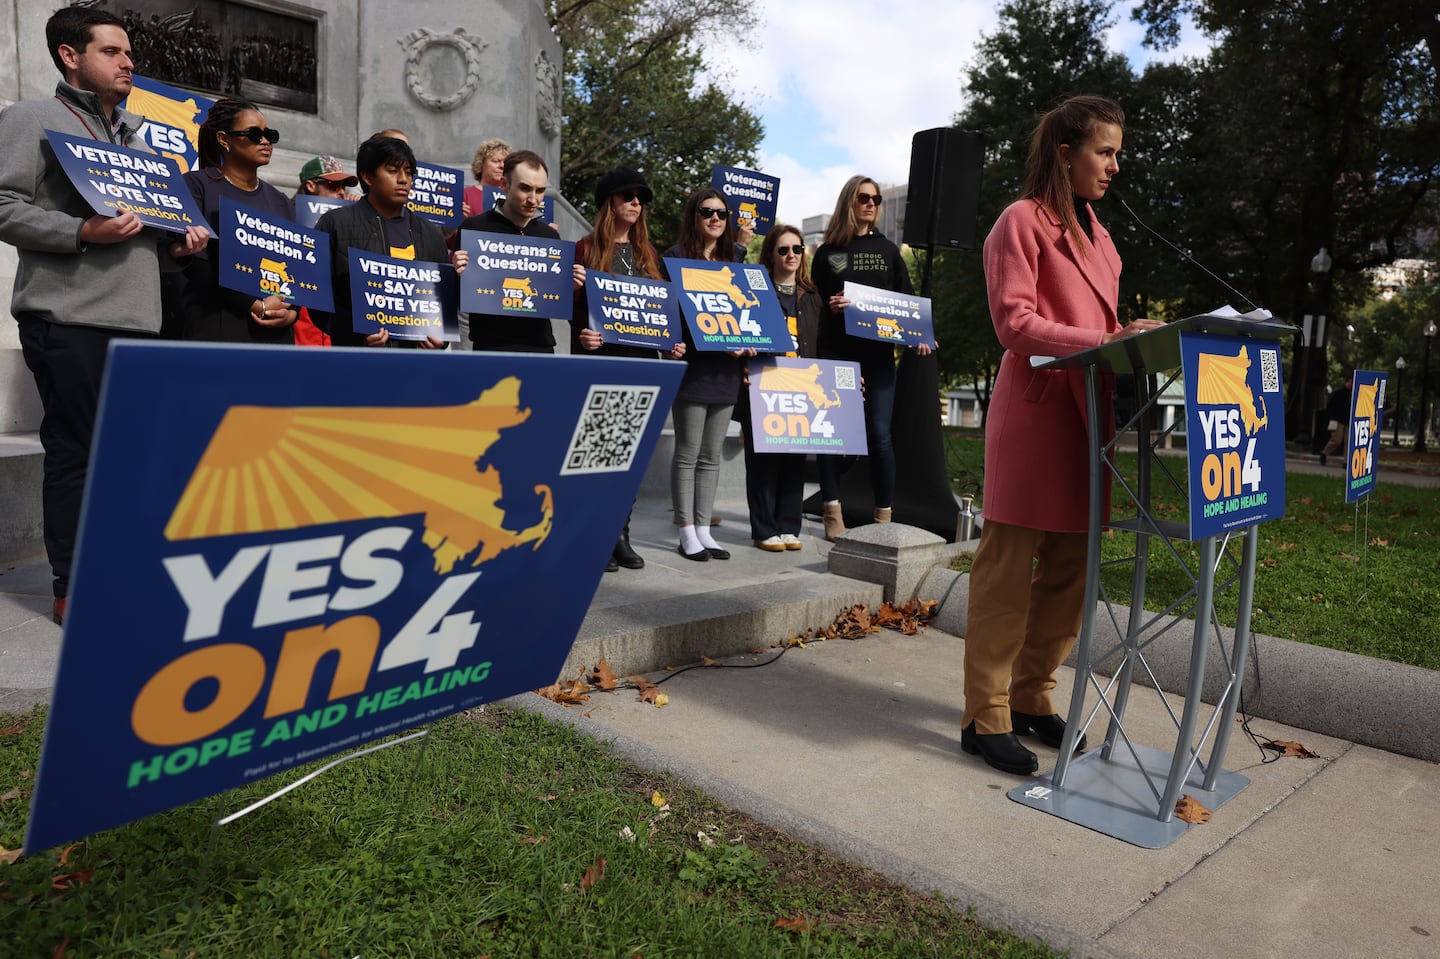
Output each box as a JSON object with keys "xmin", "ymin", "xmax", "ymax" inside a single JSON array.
[
  {"xmin": 510, "ymin": 692, "xmax": 1143, "ymax": 959},
  {"xmin": 916, "ymin": 567, "xmax": 1440, "ymax": 764}
]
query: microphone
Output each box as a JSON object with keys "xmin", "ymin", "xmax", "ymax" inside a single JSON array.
[{"xmin": 1108, "ymin": 187, "xmax": 1263, "ymax": 315}]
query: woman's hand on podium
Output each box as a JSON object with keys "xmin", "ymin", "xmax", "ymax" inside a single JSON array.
[{"xmin": 1102, "ymin": 318, "xmax": 1165, "ymax": 344}]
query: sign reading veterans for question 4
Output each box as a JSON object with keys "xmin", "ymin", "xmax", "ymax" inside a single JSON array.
[
  {"xmin": 406, "ymin": 161, "xmax": 464, "ymax": 228},
  {"xmin": 842, "ymin": 281, "xmax": 936, "ymax": 349},
  {"xmin": 24, "ymin": 343, "xmax": 683, "ymax": 852},
  {"xmin": 44, "ymin": 129, "xmax": 207, "ymax": 234},
  {"xmin": 123, "ymin": 74, "xmax": 214, "ymax": 174},
  {"xmin": 748, "ymin": 357, "xmax": 866, "ymax": 455},
  {"xmin": 586, "ymin": 269, "xmax": 680, "ymax": 351},
  {"xmin": 710, "ymin": 165, "xmax": 780, "ymax": 237},
  {"xmin": 459, "ymin": 232, "xmax": 575, "ymax": 322},
  {"xmin": 348, "ymin": 248, "xmax": 460, "ymax": 341},
  {"xmin": 1180, "ymin": 331, "xmax": 1287, "ymax": 537},
  {"xmin": 219, "ymin": 198, "xmax": 334, "ymax": 313},
  {"xmin": 664, "ymin": 256, "xmax": 791, "ymax": 352},
  {"xmin": 1344, "ymin": 370, "xmax": 1387, "ymax": 503}
]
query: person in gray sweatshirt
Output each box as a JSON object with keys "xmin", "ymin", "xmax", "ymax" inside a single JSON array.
[{"xmin": 0, "ymin": 7, "xmax": 208, "ymax": 626}]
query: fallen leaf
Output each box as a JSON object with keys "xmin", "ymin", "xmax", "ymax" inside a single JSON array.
[
  {"xmin": 50, "ymin": 869, "xmax": 94, "ymax": 892},
  {"xmin": 775, "ymin": 914, "xmax": 817, "ymax": 933},
  {"xmin": 1337, "ymin": 553, "xmax": 1360, "ymax": 562},
  {"xmin": 1261, "ymin": 557, "xmax": 1277, "ymax": 568},
  {"xmin": 517, "ymin": 835, "xmax": 548, "ymax": 846},
  {"xmin": 538, "ymin": 794, "xmax": 558, "ymax": 802},
  {"xmin": 650, "ymin": 693, "xmax": 670, "ymax": 707},
  {"xmin": 1277, "ymin": 542, "xmax": 1298, "ymax": 552},
  {"xmin": 1368, "ymin": 537, "xmax": 1391, "ymax": 548},
  {"xmin": 700, "ymin": 655, "xmax": 721, "ymax": 667},
  {"xmin": 55, "ymin": 845, "xmax": 79, "ymax": 868},
  {"xmin": 619, "ymin": 826, "xmax": 637, "ymax": 843},
  {"xmin": 0, "ymin": 726, "xmax": 21, "ymax": 737},
  {"xmin": 0, "ymin": 787, "xmax": 24, "ymax": 802},
  {"xmin": 1335, "ymin": 523, "xmax": 1354, "ymax": 532},
  {"xmin": 0, "ymin": 844, "xmax": 21, "ymax": 865},
  {"xmin": 1174, "ymin": 795, "xmax": 1211, "ymax": 824},
  {"xmin": 696, "ymin": 830, "xmax": 715, "ymax": 848},
  {"xmin": 1264, "ymin": 739, "xmax": 1319, "ymax": 758},
  {"xmin": 579, "ymin": 855, "xmax": 606, "ymax": 892},
  {"xmin": 534, "ymin": 671, "xmax": 592, "ymax": 706},
  {"xmin": 589, "ymin": 658, "xmax": 619, "ymax": 691},
  {"xmin": 651, "ymin": 791, "xmax": 667, "ymax": 807}
]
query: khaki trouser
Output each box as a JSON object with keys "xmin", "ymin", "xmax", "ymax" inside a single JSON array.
[{"xmin": 962, "ymin": 519, "xmax": 1089, "ymax": 734}]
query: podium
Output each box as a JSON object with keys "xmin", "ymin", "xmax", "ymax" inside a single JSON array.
[{"xmin": 1007, "ymin": 314, "xmax": 1295, "ymax": 848}]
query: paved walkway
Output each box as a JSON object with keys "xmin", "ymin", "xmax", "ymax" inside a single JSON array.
[{"xmin": 2, "ymin": 472, "xmax": 1437, "ymax": 958}]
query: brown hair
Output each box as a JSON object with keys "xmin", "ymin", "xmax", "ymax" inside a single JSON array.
[
  {"xmin": 760, "ymin": 224, "xmax": 815, "ymax": 293},
  {"xmin": 822, "ymin": 175, "xmax": 880, "ymax": 248},
  {"xmin": 676, "ymin": 188, "xmax": 737, "ymax": 261},
  {"xmin": 1021, "ymin": 95, "xmax": 1125, "ymax": 251},
  {"xmin": 582, "ymin": 199, "xmax": 661, "ymax": 280}
]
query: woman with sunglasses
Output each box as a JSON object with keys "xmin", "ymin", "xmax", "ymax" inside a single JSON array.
[
  {"xmin": 809, "ymin": 176, "xmax": 931, "ymax": 540},
  {"xmin": 570, "ymin": 168, "xmax": 686, "ymax": 571},
  {"xmin": 741, "ymin": 225, "xmax": 820, "ymax": 552},
  {"xmin": 661, "ymin": 188, "xmax": 753, "ymax": 562},
  {"xmin": 175, "ymin": 98, "xmax": 297, "ymax": 343}
]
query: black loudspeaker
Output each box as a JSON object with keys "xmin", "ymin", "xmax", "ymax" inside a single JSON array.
[{"xmin": 902, "ymin": 128, "xmax": 984, "ymax": 249}]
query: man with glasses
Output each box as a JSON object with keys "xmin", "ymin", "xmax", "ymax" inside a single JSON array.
[{"xmin": 0, "ymin": 7, "xmax": 208, "ymax": 625}]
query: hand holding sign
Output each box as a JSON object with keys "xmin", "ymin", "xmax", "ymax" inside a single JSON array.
[
  {"xmin": 45, "ymin": 129, "xmax": 208, "ymax": 234},
  {"xmin": 842, "ymin": 281, "xmax": 937, "ymax": 350}
]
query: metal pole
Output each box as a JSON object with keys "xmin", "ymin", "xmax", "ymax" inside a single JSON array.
[
  {"xmin": 1203, "ymin": 524, "xmax": 1259, "ymax": 790},
  {"xmin": 1157, "ymin": 535, "xmax": 1217, "ymax": 821},
  {"xmin": 1393, "ymin": 363, "xmax": 1405, "ymax": 446},
  {"xmin": 1417, "ymin": 332, "xmax": 1434, "ymax": 454}
]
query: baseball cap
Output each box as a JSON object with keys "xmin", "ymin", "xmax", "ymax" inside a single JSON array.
[{"xmin": 299, "ymin": 156, "xmax": 359, "ymax": 187}]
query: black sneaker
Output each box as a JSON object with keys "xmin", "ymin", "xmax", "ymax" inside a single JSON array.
[{"xmin": 961, "ymin": 722, "xmax": 1038, "ymax": 775}]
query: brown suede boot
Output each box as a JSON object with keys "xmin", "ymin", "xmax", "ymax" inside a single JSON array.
[
  {"xmin": 873, "ymin": 506, "xmax": 892, "ymax": 523},
  {"xmin": 823, "ymin": 501, "xmax": 846, "ymax": 542}
]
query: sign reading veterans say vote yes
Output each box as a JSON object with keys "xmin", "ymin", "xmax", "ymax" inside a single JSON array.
[
  {"xmin": 294, "ymin": 195, "xmax": 348, "ymax": 229},
  {"xmin": 348, "ymin": 248, "xmax": 460, "ymax": 341},
  {"xmin": 219, "ymin": 198, "xmax": 334, "ymax": 313},
  {"xmin": 711, "ymin": 165, "xmax": 780, "ymax": 237},
  {"xmin": 748, "ymin": 357, "xmax": 866, "ymax": 455},
  {"xmin": 459, "ymin": 232, "xmax": 575, "ymax": 322},
  {"xmin": 123, "ymin": 74, "xmax": 213, "ymax": 175},
  {"xmin": 407, "ymin": 161, "xmax": 464, "ymax": 228},
  {"xmin": 1345, "ymin": 370, "xmax": 1388, "ymax": 503},
  {"xmin": 843, "ymin": 281, "xmax": 937, "ymax": 349},
  {"xmin": 585, "ymin": 269, "xmax": 681, "ymax": 351},
  {"xmin": 664, "ymin": 257, "xmax": 792, "ymax": 352},
  {"xmin": 44, "ymin": 129, "xmax": 207, "ymax": 234},
  {"xmin": 1181, "ymin": 331, "xmax": 1287, "ymax": 537},
  {"xmin": 24, "ymin": 343, "xmax": 684, "ymax": 851}
]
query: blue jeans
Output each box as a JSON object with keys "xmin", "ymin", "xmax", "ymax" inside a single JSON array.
[{"xmin": 817, "ymin": 352, "xmax": 896, "ymax": 507}]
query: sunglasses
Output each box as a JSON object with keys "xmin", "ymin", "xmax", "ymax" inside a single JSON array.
[
  {"xmin": 615, "ymin": 189, "xmax": 647, "ymax": 204},
  {"xmin": 855, "ymin": 192, "xmax": 882, "ymax": 206},
  {"xmin": 697, "ymin": 207, "xmax": 730, "ymax": 220},
  {"xmin": 228, "ymin": 127, "xmax": 280, "ymax": 144},
  {"xmin": 775, "ymin": 245, "xmax": 804, "ymax": 256}
]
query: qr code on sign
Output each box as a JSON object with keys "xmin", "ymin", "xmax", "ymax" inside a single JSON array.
[
  {"xmin": 833, "ymin": 364, "xmax": 858, "ymax": 390},
  {"xmin": 1259, "ymin": 348, "xmax": 1281, "ymax": 393},
  {"xmin": 743, "ymin": 266, "xmax": 769, "ymax": 291},
  {"xmin": 561, "ymin": 385, "xmax": 661, "ymax": 475}
]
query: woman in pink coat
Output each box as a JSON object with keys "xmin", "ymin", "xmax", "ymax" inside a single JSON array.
[{"xmin": 961, "ymin": 96, "xmax": 1162, "ymax": 775}]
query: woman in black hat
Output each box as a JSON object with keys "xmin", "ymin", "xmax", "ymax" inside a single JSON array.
[{"xmin": 572, "ymin": 167, "xmax": 686, "ymax": 571}]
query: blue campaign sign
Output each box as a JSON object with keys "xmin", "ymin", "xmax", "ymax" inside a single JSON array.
[
  {"xmin": 407, "ymin": 161, "xmax": 464, "ymax": 228},
  {"xmin": 480, "ymin": 185, "xmax": 556, "ymax": 224},
  {"xmin": 1180, "ymin": 331, "xmax": 1287, "ymax": 537},
  {"xmin": 123, "ymin": 74, "xmax": 213, "ymax": 175},
  {"xmin": 25, "ymin": 342, "xmax": 684, "ymax": 852},
  {"xmin": 664, "ymin": 257, "xmax": 791, "ymax": 352},
  {"xmin": 843, "ymin": 281, "xmax": 936, "ymax": 349},
  {"xmin": 1344, "ymin": 371, "xmax": 1387, "ymax": 503},
  {"xmin": 348, "ymin": 248, "xmax": 460, "ymax": 341},
  {"xmin": 586, "ymin": 270, "xmax": 681, "ymax": 351},
  {"xmin": 294, "ymin": 195, "xmax": 349, "ymax": 229},
  {"xmin": 748, "ymin": 358, "xmax": 865, "ymax": 456},
  {"xmin": 711, "ymin": 165, "xmax": 780, "ymax": 237},
  {"xmin": 44, "ymin": 129, "xmax": 207, "ymax": 235},
  {"xmin": 459, "ymin": 232, "xmax": 575, "ymax": 322},
  {"xmin": 218, "ymin": 198, "xmax": 334, "ymax": 313}
]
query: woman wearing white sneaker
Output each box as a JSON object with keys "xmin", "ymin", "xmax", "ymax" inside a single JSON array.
[{"xmin": 743, "ymin": 225, "xmax": 820, "ymax": 552}]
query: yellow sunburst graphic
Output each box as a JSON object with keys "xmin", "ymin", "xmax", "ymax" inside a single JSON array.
[
  {"xmin": 164, "ymin": 376, "xmax": 553, "ymax": 573},
  {"xmin": 1356, "ymin": 382, "xmax": 1379, "ymax": 433},
  {"xmin": 1196, "ymin": 346, "xmax": 1267, "ymax": 435}
]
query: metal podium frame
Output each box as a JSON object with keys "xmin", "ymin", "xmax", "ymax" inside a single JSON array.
[{"xmin": 1007, "ymin": 314, "xmax": 1295, "ymax": 848}]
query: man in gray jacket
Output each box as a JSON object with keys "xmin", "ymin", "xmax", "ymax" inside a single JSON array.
[{"xmin": 0, "ymin": 7, "xmax": 208, "ymax": 625}]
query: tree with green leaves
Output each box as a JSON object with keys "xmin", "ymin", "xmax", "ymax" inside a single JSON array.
[{"xmin": 550, "ymin": 0, "xmax": 764, "ymax": 249}]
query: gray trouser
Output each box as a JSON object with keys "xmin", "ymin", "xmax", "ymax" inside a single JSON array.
[{"xmin": 670, "ymin": 400, "xmax": 733, "ymax": 526}]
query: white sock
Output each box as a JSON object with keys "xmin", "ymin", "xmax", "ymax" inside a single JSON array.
[
  {"xmin": 679, "ymin": 525, "xmax": 704, "ymax": 554},
  {"xmin": 695, "ymin": 525, "xmax": 722, "ymax": 551}
]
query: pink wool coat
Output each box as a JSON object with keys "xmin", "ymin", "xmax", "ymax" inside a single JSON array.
[{"xmin": 981, "ymin": 198, "xmax": 1121, "ymax": 533}]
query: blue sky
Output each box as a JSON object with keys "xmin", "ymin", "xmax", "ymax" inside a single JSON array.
[{"xmin": 707, "ymin": 0, "xmax": 1211, "ymax": 225}]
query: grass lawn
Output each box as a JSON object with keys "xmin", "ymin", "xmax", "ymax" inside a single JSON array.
[
  {"xmin": 945, "ymin": 431, "xmax": 1440, "ymax": 670},
  {"xmin": 1, "ymin": 705, "xmax": 1060, "ymax": 959}
]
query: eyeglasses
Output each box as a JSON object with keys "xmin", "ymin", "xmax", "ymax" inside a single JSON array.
[
  {"xmin": 228, "ymin": 127, "xmax": 280, "ymax": 144},
  {"xmin": 855, "ymin": 192, "xmax": 882, "ymax": 206},
  {"xmin": 697, "ymin": 207, "xmax": 730, "ymax": 220},
  {"xmin": 775, "ymin": 245, "xmax": 804, "ymax": 256}
]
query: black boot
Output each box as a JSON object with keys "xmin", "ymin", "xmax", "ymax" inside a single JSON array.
[
  {"xmin": 612, "ymin": 530, "xmax": 644, "ymax": 569},
  {"xmin": 961, "ymin": 722, "xmax": 1038, "ymax": 775},
  {"xmin": 1011, "ymin": 710, "xmax": 1088, "ymax": 753}
]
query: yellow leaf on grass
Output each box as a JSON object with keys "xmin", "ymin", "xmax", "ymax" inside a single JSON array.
[
  {"xmin": 580, "ymin": 854, "xmax": 606, "ymax": 892},
  {"xmin": 775, "ymin": 914, "xmax": 817, "ymax": 933},
  {"xmin": 651, "ymin": 791, "xmax": 667, "ymax": 807}
]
